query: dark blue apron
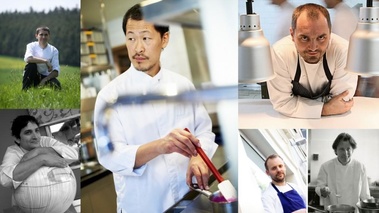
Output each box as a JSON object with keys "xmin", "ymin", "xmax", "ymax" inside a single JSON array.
[
  {"xmin": 291, "ymin": 54, "xmax": 333, "ymax": 100},
  {"xmin": 271, "ymin": 183, "xmax": 306, "ymax": 213}
]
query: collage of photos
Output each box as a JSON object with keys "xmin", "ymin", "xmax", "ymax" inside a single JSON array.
[{"xmin": 0, "ymin": 0, "xmax": 378, "ymax": 213}]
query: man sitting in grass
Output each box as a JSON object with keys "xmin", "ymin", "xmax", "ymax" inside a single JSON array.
[{"xmin": 22, "ymin": 26, "xmax": 61, "ymax": 90}]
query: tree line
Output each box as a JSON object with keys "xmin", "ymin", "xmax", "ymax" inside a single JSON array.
[{"xmin": 0, "ymin": 7, "xmax": 80, "ymax": 67}]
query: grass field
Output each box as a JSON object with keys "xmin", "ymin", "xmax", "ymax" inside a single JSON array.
[{"xmin": 0, "ymin": 55, "xmax": 80, "ymax": 109}]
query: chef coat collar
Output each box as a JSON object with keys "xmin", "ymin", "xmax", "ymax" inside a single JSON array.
[
  {"xmin": 335, "ymin": 157, "xmax": 352, "ymax": 166},
  {"xmin": 130, "ymin": 64, "xmax": 163, "ymax": 83}
]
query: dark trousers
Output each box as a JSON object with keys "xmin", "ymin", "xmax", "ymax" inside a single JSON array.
[{"xmin": 22, "ymin": 63, "xmax": 61, "ymax": 90}]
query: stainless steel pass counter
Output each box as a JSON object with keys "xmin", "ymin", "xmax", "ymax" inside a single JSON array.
[{"xmin": 239, "ymin": 97, "xmax": 379, "ymax": 129}]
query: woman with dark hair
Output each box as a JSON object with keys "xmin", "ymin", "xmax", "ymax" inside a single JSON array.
[
  {"xmin": 0, "ymin": 115, "xmax": 78, "ymax": 211},
  {"xmin": 315, "ymin": 132, "xmax": 371, "ymax": 209}
]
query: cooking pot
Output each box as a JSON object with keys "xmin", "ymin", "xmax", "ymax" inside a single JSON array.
[
  {"xmin": 190, "ymin": 184, "xmax": 238, "ymax": 213},
  {"xmin": 308, "ymin": 204, "xmax": 356, "ymax": 213},
  {"xmin": 360, "ymin": 199, "xmax": 379, "ymax": 209},
  {"xmin": 357, "ymin": 201, "xmax": 379, "ymax": 213}
]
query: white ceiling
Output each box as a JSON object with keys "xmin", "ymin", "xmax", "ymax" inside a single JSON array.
[{"xmin": 81, "ymin": 0, "xmax": 142, "ymax": 28}]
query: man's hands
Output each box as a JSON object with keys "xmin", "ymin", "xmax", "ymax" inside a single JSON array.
[
  {"xmin": 157, "ymin": 129, "xmax": 201, "ymax": 158},
  {"xmin": 38, "ymin": 70, "xmax": 58, "ymax": 87},
  {"xmin": 186, "ymin": 155, "xmax": 210, "ymax": 190},
  {"xmin": 46, "ymin": 61, "xmax": 53, "ymax": 72},
  {"xmin": 320, "ymin": 186, "xmax": 331, "ymax": 198},
  {"xmin": 134, "ymin": 129, "xmax": 201, "ymax": 168},
  {"xmin": 322, "ymin": 90, "xmax": 354, "ymax": 116}
]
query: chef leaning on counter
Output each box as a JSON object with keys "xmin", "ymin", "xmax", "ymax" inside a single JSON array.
[
  {"xmin": 267, "ymin": 3, "xmax": 357, "ymax": 119},
  {"xmin": 93, "ymin": 4, "xmax": 218, "ymax": 213},
  {"xmin": 315, "ymin": 133, "xmax": 371, "ymax": 209}
]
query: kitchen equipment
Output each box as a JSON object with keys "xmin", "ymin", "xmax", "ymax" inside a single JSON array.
[
  {"xmin": 361, "ymin": 198, "xmax": 379, "ymax": 209},
  {"xmin": 308, "ymin": 204, "xmax": 356, "ymax": 213},
  {"xmin": 184, "ymin": 128, "xmax": 237, "ymax": 202},
  {"xmin": 190, "ymin": 184, "xmax": 238, "ymax": 213},
  {"xmin": 357, "ymin": 201, "xmax": 379, "ymax": 213},
  {"xmin": 80, "ymin": 140, "xmax": 96, "ymax": 162}
]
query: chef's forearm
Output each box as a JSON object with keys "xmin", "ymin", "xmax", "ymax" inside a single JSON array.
[
  {"xmin": 25, "ymin": 56, "xmax": 49, "ymax": 64},
  {"xmin": 134, "ymin": 140, "xmax": 161, "ymax": 168},
  {"xmin": 13, "ymin": 155, "xmax": 45, "ymax": 182}
]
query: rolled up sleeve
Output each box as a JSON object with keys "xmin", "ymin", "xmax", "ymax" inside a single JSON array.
[{"xmin": 0, "ymin": 147, "xmax": 23, "ymax": 189}]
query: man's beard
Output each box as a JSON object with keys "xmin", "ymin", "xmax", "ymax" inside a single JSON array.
[
  {"xmin": 272, "ymin": 172, "xmax": 286, "ymax": 183},
  {"xmin": 135, "ymin": 64, "xmax": 154, "ymax": 72},
  {"xmin": 303, "ymin": 51, "xmax": 322, "ymax": 64},
  {"xmin": 132, "ymin": 54, "xmax": 153, "ymax": 72}
]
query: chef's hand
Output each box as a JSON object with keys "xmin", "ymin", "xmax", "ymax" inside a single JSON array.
[
  {"xmin": 41, "ymin": 153, "xmax": 68, "ymax": 168},
  {"xmin": 39, "ymin": 78, "xmax": 49, "ymax": 86},
  {"xmin": 157, "ymin": 128, "xmax": 200, "ymax": 158},
  {"xmin": 320, "ymin": 186, "xmax": 331, "ymax": 198},
  {"xmin": 20, "ymin": 147, "xmax": 59, "ymax": 163},
  {"xmin": 186, "ymin": 155, "xmax": 210, "ymax": 190},
  {"xmin": 46, "ymin": 61, "xmax": 53, "ymax": 72},
  {"xmin": 321, "ymin": 90, "xmax": 354, "ymax": 116}
]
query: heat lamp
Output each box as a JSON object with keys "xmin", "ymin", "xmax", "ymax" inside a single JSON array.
[
  {"xmin": 346, "ymin": 0, "xmax": 379, "ymax": 76},
  {"xmin": 239, "ymin": 0, "xmax": 275, "ymax": 83}
]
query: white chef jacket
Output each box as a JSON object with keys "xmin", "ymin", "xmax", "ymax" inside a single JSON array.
[
  {"xmin": 332, "ymin": 2, "xmax": 358, "ymax": 41},
  {"xmin": 267, "ymin": 34, "xmax": 358, "ymax": 118},
  {"xmin": 261, "ymin": 182, "xmax": 307, "ymax": 213},
  {"xmin": 93, "ymin": 65, "xmax": 218, "ymax": 213},
  {"xmin": 315, "ymin": 158, "xmax": 371, "ymax": 208},
  {"xmin": 24, "ymin": 41, "xmax": 60, "ymax": 76}
]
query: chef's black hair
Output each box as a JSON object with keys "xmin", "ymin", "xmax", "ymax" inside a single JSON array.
[
  {"xmin": 35, "ymin": 26, "xmax": 50, "ymax": 35},
  {"xmin": 332, "ymin": 132, "xmax": 357, "ymax": 151},
  {"xmin": 122, "ymin": 4, "xmax": 169, "ymax": 38},
  {"xmin": 11, "ymin": 115, "xmax": 40, "ymax": 141}
]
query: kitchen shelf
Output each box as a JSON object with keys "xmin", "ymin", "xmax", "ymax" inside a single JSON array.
[
  {"xmin": 81, "ymin": 97, "xmax": 96, "ymax": 112},
  {"xmin": 81, "ymin": 65, "xmax": 112, "ymax": 75}
]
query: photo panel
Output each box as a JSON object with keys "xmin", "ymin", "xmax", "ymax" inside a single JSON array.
[{"xmin": 0, "ymin": 109, "xmax": 80, "ymax": 213}]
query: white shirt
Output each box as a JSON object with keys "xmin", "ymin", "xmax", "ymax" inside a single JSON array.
[
  {"xmin": 315, "ymin": 158, "xmax": 371, "ymax": 208},
  {"xmin": 261, "ymin": 182, "xmax": 307, "ymax": 213},
  {"xmin": 332, "ymin": 2, "xmax": 359, "ymax": 41},
  {"xmin": 24, "ymin": 41, "xmax": 60, "ymax": 76},
  {"xmin": 93, "ymin": 65, "xmax": 218, "ymax": 213},
  {"xmin": 267, "ymin": 34, "xmax": 358, "ymax": 118},
  {"xmin": 273, "ymin": 1, "xmax": 295, "ymax": 43}
]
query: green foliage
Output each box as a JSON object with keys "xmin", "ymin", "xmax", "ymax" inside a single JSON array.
[
  {"xmin": 0, "ymin": 56, "xmax": 80, "ymax": 109},
  {"xmin": 0, "ymin": 7, "xmax": 80, "ymax": 66}
]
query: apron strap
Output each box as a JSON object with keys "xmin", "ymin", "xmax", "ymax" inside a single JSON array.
[{"xmin": 322, "ymin": 53, "xmax": 333, "ymax": 81}]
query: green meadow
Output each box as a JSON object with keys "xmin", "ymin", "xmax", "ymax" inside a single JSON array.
[{"xmin": 0, "ymin": 55, "xmax": 80, "ymax": 109}]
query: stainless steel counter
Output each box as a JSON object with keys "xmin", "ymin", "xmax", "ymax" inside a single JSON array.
[{"xmin": 239, "ymin": 97, "xmax": 379, "ymax": 129}]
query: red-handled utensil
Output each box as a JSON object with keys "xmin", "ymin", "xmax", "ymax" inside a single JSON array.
[{"xmin": 184, "ymin": 128, "xmax": 237, "ymax": 202}]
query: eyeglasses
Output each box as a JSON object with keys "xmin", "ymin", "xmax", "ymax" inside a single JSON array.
[{"xmin": 38, "ymin": 34, "xmax": 49, "ymax": 37}]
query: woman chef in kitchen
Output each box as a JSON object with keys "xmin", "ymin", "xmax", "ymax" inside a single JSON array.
[{"xmin": 315, "ymin": 133, "xmax": 371, "ymax": 209}]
